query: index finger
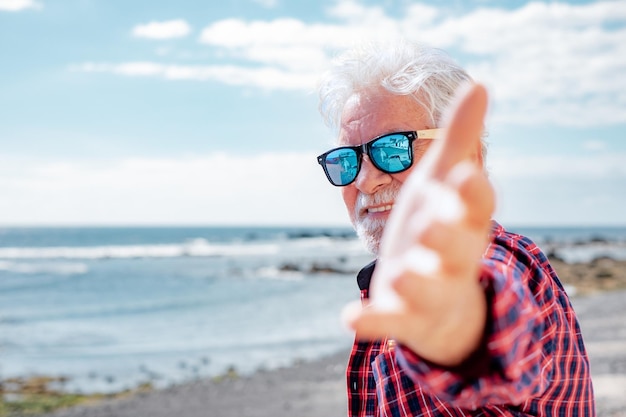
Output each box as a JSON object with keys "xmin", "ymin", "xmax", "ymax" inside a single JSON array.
[{"xmin": 429, "ymin": 83, "xmax": 488, "ymax": 181}]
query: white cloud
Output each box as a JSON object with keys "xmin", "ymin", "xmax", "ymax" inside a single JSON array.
[
  {"xmin": 71, "ymin": 61, "xmax": 319, "ymax": 91},
  {"xmin": 132, "ymin": 19, "xmax": 191, "ymax": 40},
  {"xmin": 195, "ymin": 1, "xmax": 626, "ymax": 127},
  {"xmin": 0, "ymin": 153, "xmax": 348, "ymax": 226},
  {"xmin": 198, "ymin": 17, "xmax": 370, "ymax": 50},
  {"xmin": 74, "ymin": 1, "xmax": 626, "ymax": 127},
  {"xmin": 0, "ymin": 0, "xmax": 41, "ymax": 11},
  {"xmin": 488, "ymin": 150, "xmax": 626, "ymax": 179},
  {"xmin": 419, "ymin": 1, "xmax": 626, "ymax": 126},
  {"xmin": 484, "ymin": 148, "xmax": 626, "ymax": 225}
]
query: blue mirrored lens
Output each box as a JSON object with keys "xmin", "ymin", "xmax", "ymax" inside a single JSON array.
[
  {"xmin": 370, "ymin": 134, "xmax": 411, "ymax": 172},
  {"xmin": 324, "ymin": 148, "xmax": 358, "ymax": 185}
]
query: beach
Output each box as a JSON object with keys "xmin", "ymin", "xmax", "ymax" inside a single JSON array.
[{"xmin": 28, "ymin": 260, "xmax": 626, "ymax": 417}]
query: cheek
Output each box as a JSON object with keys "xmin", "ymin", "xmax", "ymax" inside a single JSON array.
[
  {"xmin": 341, "ymin": 186, "xmax": 358, "ymax": 222},
  {"xmin": 392, "ymin": 170, "xmax": 411, "ymax": 184}
]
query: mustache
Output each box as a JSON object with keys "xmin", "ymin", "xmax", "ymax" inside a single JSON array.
[{"xmin": 354, "ymin": 184, "xmax": 401, "ymax": 217}]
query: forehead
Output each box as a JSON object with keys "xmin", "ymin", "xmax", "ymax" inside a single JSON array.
[{"xmin": 338, "ymin": 90, "xmax": 431, "ymax": 146}]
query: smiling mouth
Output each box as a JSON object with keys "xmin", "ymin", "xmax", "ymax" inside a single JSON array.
[{"xmin": 367, "ymin": 204, "xmax": 394, "ymax": 214}]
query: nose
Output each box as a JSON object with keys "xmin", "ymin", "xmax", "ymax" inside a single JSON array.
[{"xmin": 354, "ymin": 155, "xmax": 392, "ymax": 194}]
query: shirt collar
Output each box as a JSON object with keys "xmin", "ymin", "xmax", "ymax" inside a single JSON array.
[{"xmin": 356, "ymin": 260, "xmax": 376, "ymax": 291}]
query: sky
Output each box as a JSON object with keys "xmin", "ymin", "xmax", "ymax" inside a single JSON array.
[{"xmin": 0, "ymin": 0, "xmax": 625, "ymax": 227}]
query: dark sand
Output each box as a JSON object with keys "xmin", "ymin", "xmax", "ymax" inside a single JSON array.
[
  {"xmin": 37, "ymin": 259, "xmax": 626, "ymax": 417},
  {"xmin": 40, "ymin": 350, "xmax": 349, "ymax": 417}
]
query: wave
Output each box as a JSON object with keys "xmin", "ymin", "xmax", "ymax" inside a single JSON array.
[
  {"xmin": 550, "ymin": 244, "xmax": 626, "ymax": 263},
  {"xmin": 0, "ymin": 239, "xmax": 281, "ymax": 260},
  {"xmin": 0, "ymin": 261, "xmax": 88, "ymax": 275},
  {"xmin": 0, "ymin": 234, "xmax": 368, "ymax": 261},
  {"xmin": 1, "ymin": 296, "xmax": 213, "ymax": 326}
]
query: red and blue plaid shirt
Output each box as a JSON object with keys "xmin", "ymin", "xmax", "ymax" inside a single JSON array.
[{"xmin": 347, "ymin": 221, "xmax": 595, "ymax": 416}]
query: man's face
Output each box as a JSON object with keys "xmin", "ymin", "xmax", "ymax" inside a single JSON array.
[{"xmin": 338, "ymin": 90, "xmax": 435, "ymax": 254}]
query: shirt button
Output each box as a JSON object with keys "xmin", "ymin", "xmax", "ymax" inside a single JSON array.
[
  {"xmin": 387, "ymin": 339, "xmax": 396, "ymax": 350},
  {"xmin": 351, "ymin": 380, "xmax": 358, "ymax": 392}
]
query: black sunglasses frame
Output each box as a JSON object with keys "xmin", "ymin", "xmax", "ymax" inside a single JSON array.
[{"xmin": 317, "ymin": 129, "xmax": 442, "ymax": 187}]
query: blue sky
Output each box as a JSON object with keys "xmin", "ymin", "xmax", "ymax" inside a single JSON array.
[{"xmin": 1, "ymin": 0, "xmax": 625, "ymax": 226}]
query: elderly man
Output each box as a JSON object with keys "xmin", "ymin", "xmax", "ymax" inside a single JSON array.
[{"xmin": 316, "ymin": 40, "xmax": 595, "ymax": 416}]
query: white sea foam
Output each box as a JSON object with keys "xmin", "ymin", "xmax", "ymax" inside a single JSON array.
[
  {"xmin": 547, "ymin": 242, "xmax": 626, "ymax": 263},
  {"xmin": 0, "ymin": 240, "xmax": 280, "ymax": 260},
  {"xmin": 255, "ymin": 266, "xmax": 304, "ymax": 281}
]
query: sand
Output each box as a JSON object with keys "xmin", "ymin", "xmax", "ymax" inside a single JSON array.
[{"xmin": 38, "ymin": 350, "xmax": 349, "ymax": 417}]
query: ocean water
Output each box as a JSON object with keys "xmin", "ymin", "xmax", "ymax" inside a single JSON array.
[
  {"xmin": 0, "ymin": 226, "xmax": 371, "ymax": 393},
  {"xmin": 1, "ymin": 225, "xmax": 625, "ymax": 394}
]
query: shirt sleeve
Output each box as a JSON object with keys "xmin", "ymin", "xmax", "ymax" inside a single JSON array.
[{"xmin": 394, "ymin": 225, "xmax": 557, "ymax": 409}]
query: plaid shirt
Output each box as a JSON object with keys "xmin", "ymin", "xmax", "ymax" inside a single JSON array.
[{"xmin": 348, "ymin": 221, "xmax": 595, "ymax": 416}]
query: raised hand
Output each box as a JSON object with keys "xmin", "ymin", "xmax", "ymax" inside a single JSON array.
[{"xmin": 343, "ymin": 83, "xmax": 496, "ymax": 366}]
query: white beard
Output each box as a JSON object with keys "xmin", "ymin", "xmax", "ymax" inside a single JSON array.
[{"xmin": 353, "ymin": 184, "xmax": 401, "ymax": 255}]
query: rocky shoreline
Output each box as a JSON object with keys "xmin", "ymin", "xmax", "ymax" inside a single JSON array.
[{"xmin": 549, "ymin": 256, "xmax": 626, "ymax": 295}]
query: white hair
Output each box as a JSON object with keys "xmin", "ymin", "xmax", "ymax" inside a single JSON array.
[{"xmin": 318, "ymin": 39, "xmax": 487, "ymax": 156}]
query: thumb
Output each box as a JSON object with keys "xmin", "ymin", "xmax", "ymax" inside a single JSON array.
[{"xmin": 341, "ymin": 300, "xmax": 365, "ymax": 331}]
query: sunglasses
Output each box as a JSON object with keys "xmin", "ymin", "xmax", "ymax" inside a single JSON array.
[{"xmin": 317, "ymin": 129, "xmax": 443, "ymax": 186}]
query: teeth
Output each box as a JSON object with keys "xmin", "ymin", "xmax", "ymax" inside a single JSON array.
[{"xmin": 368, "ymin": 204, "xmax": 393, "ymax": 213}]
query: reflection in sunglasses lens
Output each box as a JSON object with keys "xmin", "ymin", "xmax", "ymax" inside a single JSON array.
[
  {"xmin": 371, "ymin": 134, "xmax": 410, "ymax": 172},
  {"xmin": 325, "ymin": 149, "xmax": 358, "ymax": 185}
]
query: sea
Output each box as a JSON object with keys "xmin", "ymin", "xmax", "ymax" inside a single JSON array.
[{"xmin": 1, "ymin": 224, "xmax": 625, "ymax": 394}]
